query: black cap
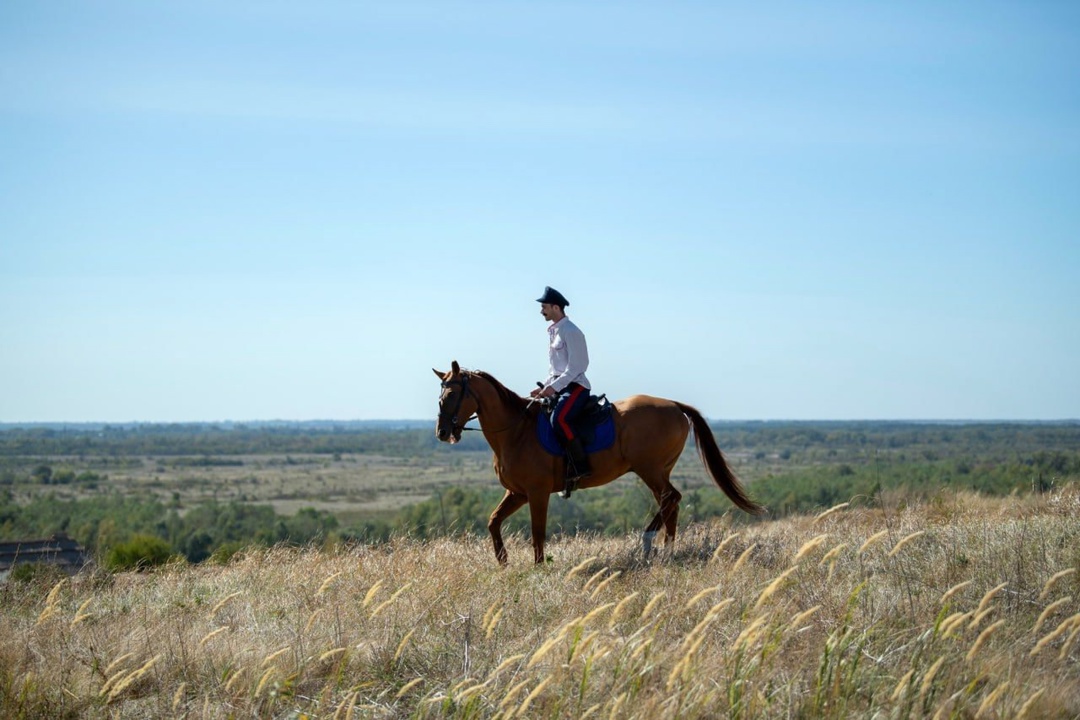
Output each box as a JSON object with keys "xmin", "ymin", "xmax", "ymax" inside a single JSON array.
[{"xmin": 536, "ymin": 286, "xmax": 569, "ymax": 308}]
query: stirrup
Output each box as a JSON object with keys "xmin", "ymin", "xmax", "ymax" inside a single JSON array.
[{"xmin": 560, "ymin": 465, "xmax": 590, "ymax": 499}]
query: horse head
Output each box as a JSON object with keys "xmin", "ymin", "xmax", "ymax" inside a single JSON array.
[{"xmin": 432, "ymin": 360, "xmax": 478, "ymax": 444}]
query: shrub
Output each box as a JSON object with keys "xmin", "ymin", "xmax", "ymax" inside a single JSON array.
[
  {"xmin": 8, "ymin": 562, "xmax": 66, "ymax": 585},
  {"xmin": 105, "ymin": 534, "xmax": 175, "ymax": 571},
  {"xmin": 209, "ymin": 541, "xmax": 246, "ymax": 565}
]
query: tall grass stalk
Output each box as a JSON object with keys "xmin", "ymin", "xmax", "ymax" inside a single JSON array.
[{"xmin": 1, "ymin": 487, "xmax": 1078, "ymax": 718}]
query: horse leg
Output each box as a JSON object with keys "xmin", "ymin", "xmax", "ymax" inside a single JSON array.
[
  {"xmin": 488, "ymin": 490, "xmax": 527, "ymax": 566},
  {"xmin": 659, "ymin": 482, "xmax": 682, "ymax": 546},
  {"xmin": 643, "ymin": 476, "xmax": 682, "ymax": 552},
  {"xmin": 526, "ymin": 490, "xmax": 551, "ymax": 564},
  {"xmin": 643, "ymin": 511, "xmax": 663, "ymax": 555}
]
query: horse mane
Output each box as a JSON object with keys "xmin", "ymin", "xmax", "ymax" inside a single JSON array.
[{"xmin": 467, "ymin": 370, "xmax": 529, "ymax": 413}]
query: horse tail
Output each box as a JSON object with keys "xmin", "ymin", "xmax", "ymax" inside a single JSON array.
[{"xmin": 676, "ymin": 402, "xmax": 766, "ymax": 516}]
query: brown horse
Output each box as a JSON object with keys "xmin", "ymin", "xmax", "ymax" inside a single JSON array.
[{"xmin": 433, "ymin": 361, "xmax": 765, "ymax": 564}]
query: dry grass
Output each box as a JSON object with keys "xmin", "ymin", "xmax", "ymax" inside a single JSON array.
[{"xmin": 2, "ymin": 486, "xmax": 1079, "ymax": 719}]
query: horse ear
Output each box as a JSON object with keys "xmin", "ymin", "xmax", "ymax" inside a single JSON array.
[
  {"xmin": 433, "ymin": 368, "xmax": 445, "ymax": 380},
  {"xmin": 451, "ymin": 360, "xmax": 460, "ymax": 375}
]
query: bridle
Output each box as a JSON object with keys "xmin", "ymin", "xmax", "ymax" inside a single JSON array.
[{"xmin": 439, "ymin": 375, "xmax": 478, "ymax": 437}]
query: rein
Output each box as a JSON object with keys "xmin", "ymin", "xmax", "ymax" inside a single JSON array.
[{"xmin": 440, "ymin": 372, "xmax": 535, "ymax": 436}]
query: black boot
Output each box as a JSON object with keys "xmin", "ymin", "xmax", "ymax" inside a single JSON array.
[{"xmin": 561, "ymin": 438, "xmax": 591, "ymax": 499}]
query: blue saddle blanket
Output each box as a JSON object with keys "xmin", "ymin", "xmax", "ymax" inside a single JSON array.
[{"xmin": 536, "ymin": 400, "xmax": 616, "ymax": 456}]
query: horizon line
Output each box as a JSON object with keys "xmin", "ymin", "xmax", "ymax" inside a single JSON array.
[{"xmin": 2, "ymin": 418, "xmax": 1078, "ymax": 427}]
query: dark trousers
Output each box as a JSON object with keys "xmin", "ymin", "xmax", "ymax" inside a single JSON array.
[{"xmin": 551, "ymin": 383, "xmax": 589, "ymax": 446}]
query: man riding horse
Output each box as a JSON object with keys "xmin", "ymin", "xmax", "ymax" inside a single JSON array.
[
  {"xmin": 433, "ymin": 288, "xmax": 764, "ymax": 565},
  {"xmin": 529, "ymin": 286, "xmax": 592, "ymax": 498}
]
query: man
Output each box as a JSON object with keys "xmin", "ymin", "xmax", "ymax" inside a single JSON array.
[{"xmin": 530, "ymin": 286, "xmax": 592, "ymax": 498}]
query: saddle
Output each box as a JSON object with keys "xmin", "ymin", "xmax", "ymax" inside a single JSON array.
[{"xmin": 536, "ymin": 393, "xmax": 616, "ymax": 456}]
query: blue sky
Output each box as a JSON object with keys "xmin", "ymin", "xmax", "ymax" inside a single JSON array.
[{"xmin": 2, "ymin": 1, "xmax": 1077, "ymax": 422}]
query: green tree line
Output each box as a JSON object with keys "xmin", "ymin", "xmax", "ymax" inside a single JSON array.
[
  {"xmin": 5, "ymin": 421, "xmax": 1078, "ymax": 460},
  {"xmin": 0, "ymin": 491, "xmax": 357, "ymax": 570}
]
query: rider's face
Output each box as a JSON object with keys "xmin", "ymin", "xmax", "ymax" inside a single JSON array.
[{"xmin": 540, "ymin": 303, "xmax": 562, "ymax": 322}]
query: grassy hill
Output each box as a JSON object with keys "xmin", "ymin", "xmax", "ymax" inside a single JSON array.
[{"xmin": 2, "ymin": 485, "xmax": 1078, "ymax": 719}]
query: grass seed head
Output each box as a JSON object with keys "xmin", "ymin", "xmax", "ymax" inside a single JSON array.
[
  {"xmin": 224, "ymin": 668, "xmax": 248, "ymax": 694},
  {"xmin": 794, "ymin": 534, "xmax": 829, "ymax": 563},
  {"xmin": 814, "ymin": 502, "xmax": 850, "ymax": 524},
  {"xmin": 1016, "ymin": 688, "xmax": 1046, "ymax": 720},
  {"xmin": 172, "ymin": 682, "xmax": 186, "ymax": 712},
  {"xmin": 789, "ymin": 604, "xmax": 822, "ymax": 631},
  {"xmin": 754, "ymin": 565, "xmax": 799, "ymax": 611},
  {"xmin": 320, "ymin": 647, "xmax": 347, "ymax": 663},
  {"xmin": 527, "ymin": 634, "xmax": 563, "ymax": 669},
  {"xmin": 482, "ymin": 600, "xmax": 500, "ymax": 629},
  {"xmin": 941, "ymin": 612, "xmax": 972, "ymax": 638},
  {"xmin": 582, "ymin": 567, "xmax": 610, "ymax": 593},
  {"xmin": 1033, "ymin": 596, "xmax": 1072, "ymax": 635},
  {"xmin": 261, "ymin": 646, "xmax": 290, "ymax": 668},
  {"xmin": 919, "ymin": 656, "xmax": 946, "ymax": 700},
  {"xmin": 732, "ymin": 614, "xmax": 769, "ymax": 652},
  {"xmin": 640, "ymin": 591, "xmax": 667, "ymax": 619},
  {"xmin": 977, "ymin": 582, "xmax": 1008, "ymax": 613},
  {"xmin": 498, "ymin": 679, "xmax": 530, "ymax": 710},
  {"xmin": 565, "ymin": 556, "xmax": 598, "ymax": 581},
  {"xmin": 858, "ymin": 530, "xmax": 889, "ymax": 555},
  {"xmin": 488, "ymin": 653, "xmax": 526, "ymax": 679},
  {"xmin": 609, "ymin": 591, "xmax": 640, "ymax": 627},
  {"xmin": 888, "ymin": 530, "xmax": 926, "ymax": 557},
  {"xmin": 707, "ymin": 597, "xmax": 736, "ymax": 620},
  {"xmin": 941, "ymin": 580, "xmax": 972, "ymax": 605},
  {"xmin": 974, "ymin": 680, "xmax": 1009, "ymax": 719},
  {"xmin": 485, "ymin": 606, "xmax": 505, "ymax": 639},
  {"xmin": 685, "ymin": 585, "xmax": 720, "ymax": 610},
  {"xmin": 35, "ymin": 605, "xmax": 59, "ymax": 626},
  {"xmin": 711, "ymin": 532, "xmax": 741, "ymax": 562},
  {"xmin": 361, "ymin": 580, "xmax": 384, "ymax": 608},
  {"xmin": 394, "ymin": 629, "xmax": 416, "ymax": 661},
  {"xmin": 1040, "ymin": 568, "xmax": 1076, "ymax": 601},
  {"xmin": 517, "ymin": 676, "xmax": 552, "ymax": 716},
  {"xmin": 44, "ymin": 578, "xmax": 66, "ymax": 607},
  {"xmin": 254, "ymin": 667, "xmax": 277, "ymax": 697},
  {"xmin": 69, "ymin": 597, "xmax": 94, "ymax": 626},
  {"xmin": 966, "ymin": 619, "xmax": 1005, "ymax": 661},
  {"xmin": 589, "ymin": 571, "xmax": 621, "ymax": 599},
  {"xmin": 891, "ymin": 668, "xmax": 915, "ymax": 701},
  {"xmin": 103, "ymin": 652, "xmax": 135, "ymax": 678},
  {"xmin": 199, "ymin": 626, "xmax": 228, "ymax": 648},
  {"xmin": 819, "ymin": 542, "xmax": 848, "ymax": 566},
  {"xmin": 316, "ymin": 571, "xmax": 343, "ymax": 596},
  {"xmin": 210, "ymin": 591, "xmax": 242, "ymax": 616},
  {"xmin": 106, "ymin": 655, "xmax": 160, "ymax": 704},
  {"xmin": 1058, "ymin": 620, "xmax": 1080, "ymax": 660},
  {"xmin": 1029, "ymin": 613, "xmax": 1078, "ymax": 656},
  {"xmin": 335, "ymin": 691, "xmax": 359, "ymax": 720},
  {"xmin": 730, "ymin": 543, "xmax": 758, "ymax": 575},
  {"xmin": 582, "ymin": 602, "xmax": 615, "ymax": 625},
  {"xmin": 968, "ymin": 606, "xmax": 996, "ymax": 631}
]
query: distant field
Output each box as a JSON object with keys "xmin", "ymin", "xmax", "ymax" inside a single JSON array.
[
  {"xmin": 10, "ymin": 452, "xmax": 499, "ymax": 516},
  {"xmin": 0, "ymin": 424, "xmax": 750, "ymax": 519}
]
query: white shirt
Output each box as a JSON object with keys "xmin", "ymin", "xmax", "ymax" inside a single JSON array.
[{"xmin": 544, "ymin": 317, "xmax": 591, "ymax": 393}]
